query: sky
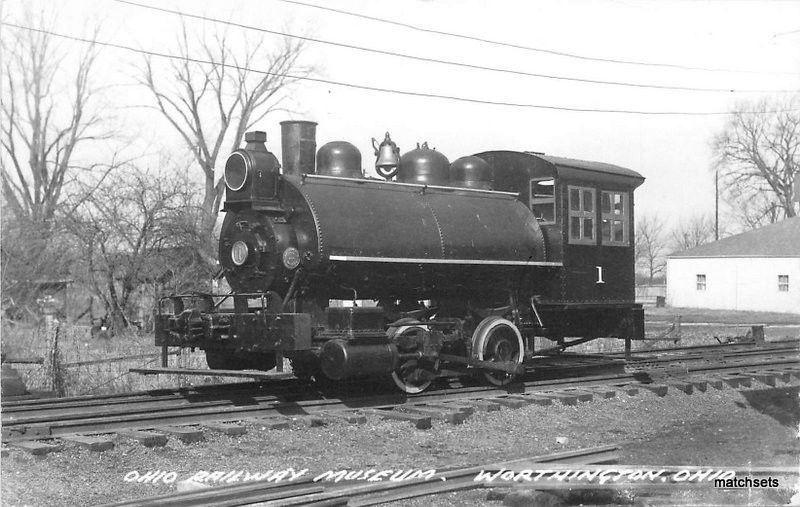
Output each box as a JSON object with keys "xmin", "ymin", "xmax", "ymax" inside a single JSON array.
[{"xmin": 2, "ymin": 0, "xmax": 800, "ymax": 229}]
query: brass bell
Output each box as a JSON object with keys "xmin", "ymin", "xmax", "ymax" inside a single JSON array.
[{"xmin": 372, "ymin": 132, "xmax": 400, "ymax": 179}]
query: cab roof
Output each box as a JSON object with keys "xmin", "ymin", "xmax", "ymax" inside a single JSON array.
[{"xmin": 474, "ymin": 150, "xmax": 645, "ymax": 190}]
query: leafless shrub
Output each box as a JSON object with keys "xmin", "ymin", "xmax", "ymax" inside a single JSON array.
[{"xmin": 66, "ymin": 163, "xmax": 211, "ymax": 332}]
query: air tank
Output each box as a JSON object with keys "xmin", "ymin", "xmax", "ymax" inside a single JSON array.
[
  {"xmin": 397, "ymin": 143, "xmax": 449, "ymax": 185},
  {"xmin": 449, "ymin": 156, "xmax": 493, "ymax": 190},
  {"xmin": 316, "ymin": 141, "xmax": 363, "ymax": 178}
]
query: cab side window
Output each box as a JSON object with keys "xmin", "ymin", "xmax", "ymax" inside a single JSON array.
[
  {"xmin": 568, "ymin": 186, "xmax": 596, "ymax": 244},
  {"xmin": 601, "ymin": 191, "xmax": 629, "ymax": 246},
  {"xmin": 529, "ymin": 178, "xmax": 555, "ymax": 224}
]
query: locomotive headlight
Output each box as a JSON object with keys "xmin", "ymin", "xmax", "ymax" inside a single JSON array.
[
  {"xmin": 231, "ymin": 241, "xmax": 249, "ymax": 266},
  {"xmin": 224, "ymin": 152, "xmax": 249, "ymax": 191},
  {"xmin": 282, "ymin": 247, "xmax": 301, "ymax": 270}
]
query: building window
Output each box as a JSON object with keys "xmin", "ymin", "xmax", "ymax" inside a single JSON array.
[
  {"xmin": 696, "ymin": 274, "xmax": 706, "ymax": 291},
  {"xmin": 778, "ymin": 275, "xmax": 789, "ymax": 292},
  {"xmin": 568, "ymin": 186, "xmax": 596, "ymax": 244},
  {"xmin": 529, "ymin": 178, "xmax": 555, "ymax": 224},
  {"xmin": 601, "ymin": 191, "xmax": 629, "ymax": 246}
]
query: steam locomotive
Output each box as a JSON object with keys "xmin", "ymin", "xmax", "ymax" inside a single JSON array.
[{"xmin": 155, "ymin": 121, "xmax": 645, "ymax": 393}]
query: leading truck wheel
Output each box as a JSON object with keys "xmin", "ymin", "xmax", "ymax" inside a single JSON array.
[
  {"xmin": 473, "ymin": 317, "xmax": 524, "ymax": 386},
  {"xmin": 388, "ymin": 324, "xmax": 438, "ymax": 394}
]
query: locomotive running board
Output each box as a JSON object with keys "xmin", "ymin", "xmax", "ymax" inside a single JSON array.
[
  {"xmin": 130, "ymin": 367, "xmax": 294, "ymax": 381},
  {"xmin": 328, "ymin": 255, "xmax": 562, "ymax": 267}
]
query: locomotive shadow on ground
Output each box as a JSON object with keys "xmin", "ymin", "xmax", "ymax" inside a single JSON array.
[
  {"xmin": 162, "ymin": 356, "xmax": 630, "ymax": 416},
  {"xmin": 737, "ymin": 386, "xmax": 800, "ymax": 427},
  {"xmin": 164, "ymin": 380, "xmax": 316, "ymax": 406}
]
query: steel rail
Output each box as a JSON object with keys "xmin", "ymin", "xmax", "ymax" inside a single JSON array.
[
  {"xmin": 3, "ymin": 345, "xmax": 796, "ymax": 422},
  {"xmin": 2, "ymin": 347, "xmax": 797, "ymax": 443},
  {"xmin": 6, "ymin": 344, "xmax": 794, "ymax": 427}
]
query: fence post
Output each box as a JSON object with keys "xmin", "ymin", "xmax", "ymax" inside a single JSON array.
[{"xmin": 42, "ymin": 314, "xmax": 66, "ymax": 397}]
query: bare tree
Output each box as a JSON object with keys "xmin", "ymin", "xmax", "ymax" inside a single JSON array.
[
  {"xmin": 139, "ymin": 22, "xmax": 310, "ymax": 242},
  {"xmin": 0, "ymin": 10, "xmax": 124, "ymax": 318},
  {"xmin": 67, "ymin": 166, "xmax": 209, "ymax": 331},
  {"xmin": 0, "ymin": 11, "xmax": 119, "ymax": 224},
  {"xmin": 713, "ymin": 96, "xmax": 799, "ymax": 228},
  {"xmin": 670, "ymin": 214, "xmax": 715, "ymax": 252},
  {"xmin": 635, "ymin": 214, "xmax": 668, "ymax": 284}
]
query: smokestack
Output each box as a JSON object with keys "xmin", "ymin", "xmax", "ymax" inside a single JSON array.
[{"xmin": 280, "ymin": 120, "xmax": 317, "ymax": 177}]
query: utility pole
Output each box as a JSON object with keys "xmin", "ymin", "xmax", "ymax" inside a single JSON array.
[{"xmin": 714, "ymin": 169, "xmax": 719, "ymax": 241}]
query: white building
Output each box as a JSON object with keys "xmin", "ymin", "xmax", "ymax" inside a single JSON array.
[{"xmin": 666, "ymin": 217, "xmax": 800, "ymax": 314}]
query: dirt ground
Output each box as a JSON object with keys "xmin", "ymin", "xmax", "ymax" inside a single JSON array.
[{"xmin": 1, "ymin": 379, "xmax": 798, "ymax": 506}]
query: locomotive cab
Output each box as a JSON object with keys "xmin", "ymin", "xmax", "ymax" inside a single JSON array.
[{"xmin": 474, "ymin": 150, "xmax": 645, "ymax": 343}]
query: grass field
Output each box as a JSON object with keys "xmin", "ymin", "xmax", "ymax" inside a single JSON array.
[
  {"xmin": 1, "ymin": 306, "xmax": 798, "ymax": 396},
  {"xmin": 1, "ymin": 321, "xmax": 214, "ymax": 396},
  {"xmin": 645, "ymin": 306, "xmax": 800, "ymax": 325}
]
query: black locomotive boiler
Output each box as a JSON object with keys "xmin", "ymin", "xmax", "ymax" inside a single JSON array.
[{"xmin": 155, "ymin": 121, "xmax": 645, "ymax": 393}]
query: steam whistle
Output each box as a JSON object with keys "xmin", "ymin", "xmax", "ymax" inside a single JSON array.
[{"xmin": 372, "ymin": 132, "xmax": 400, "ymax": 180}]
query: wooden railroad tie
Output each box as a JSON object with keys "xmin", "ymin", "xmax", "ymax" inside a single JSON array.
[
  {"xmin": 668, "ymin": 381, "xmax": 694, "ymax": 395},
  {"xmin": 611, "ymin": 384, "xmax": 640, "ymax": 396},
  {"xmin": 556, "ymin": 389, "xmax": 595, "ymax": 402},
  {"xmin": 704, "ymin": 377, "xmax": 725, "ymax": 390},
  {"xmin": 539, "ymin": 391, "xmax": 580, "ymax": 406},
  {"xmin": 9, "ymin": 440, "xmax": 63, "ymax": 456},
  {"xmin": 317, "ymin": 410, "xmax": 368, "ymax": 425},
  {"xmin": 156, "ymin": 426, "xmax": 205, "ymax": 444},
  {"xmin": 640, "ymin": 384, "xmax": 669, "ymax": 397},
  {"xmin": 782, "ymin": 368, "xmax": 800, "ymax": 380},
  {"xmin": 365, "ymin": 408, "xmax": 433, "ymax": 430},
  {"xmin": 747, "ymin": 372, "xmax": 777, "ymax": 387},
  {"xmin": 61, "ymin": 435, "xmax": 114, "ymax": 452},
  {"xmin": 397, "ymin": 405, "xmax": 470, "ymax": 425},
  {"xmin": 247, "ymin": 416, "xmax": 292, "ymax": 430},
  {"xmin": 717, "ymin": 375, "xmax": 752, "ymax": 388},
  {"xmin": 437, "ymin": 403, "xmax": 476, "ymax": 415},
  {"xmin": 445, "ymin": 399, "xmax": 501, "ymax": 413},
  {"xmin": 118, "ymin": 430, "xmax": 168, "ymax": 447},
  {"xmin": 488, "ymin": 397, "xmax": 529, "ymax": 409},
  {"xmin": 505, "ymin": 394, "xmax": 553, "ymax": 406},
  {"xmin": 765, "ymin": 370, "xmax": 793, "ymax": 384},
  {"xmin": 584, "ymin": 386, "xmax": 618, "ymax": 399},
  {"xmin": 201, "ymin": 422, "xmax": 247, "ymax": 437}
]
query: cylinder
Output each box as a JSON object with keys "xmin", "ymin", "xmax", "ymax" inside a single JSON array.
[
  {"xmin": 449, "ymin": 156, "xmax": 493, "ymax": 190},
  {"xmin": 319, "ymin": 340, "xmax": 398, "ymax": 380},
  {"xmin": 280, "ymin": 120, "xmax": 317, "ymax": 176},
  {"xmin": 316, "ymin": 141, "xmax": 363, "ymax": 178}
]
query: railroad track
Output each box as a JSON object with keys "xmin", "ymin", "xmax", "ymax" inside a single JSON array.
[{"xmin": 2, "ymin": 341, "xmax": 798, "ymax": 450}]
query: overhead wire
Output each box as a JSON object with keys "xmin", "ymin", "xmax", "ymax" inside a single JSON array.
[
  {"xmin": 277, "ymin": 0, "xmax": 799, "ymax": 76},
  {"xmin": 4, "ymin": 22, "xmax": 799, "ymax": 116},
  {"xmin": 113, "ymin": 0, "xmax": 797, "ymax": 94}
]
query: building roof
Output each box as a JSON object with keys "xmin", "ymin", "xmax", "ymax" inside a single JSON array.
[{"xmin": 669, "ymin": 217, "xmax": 800, "ymax": 258}]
